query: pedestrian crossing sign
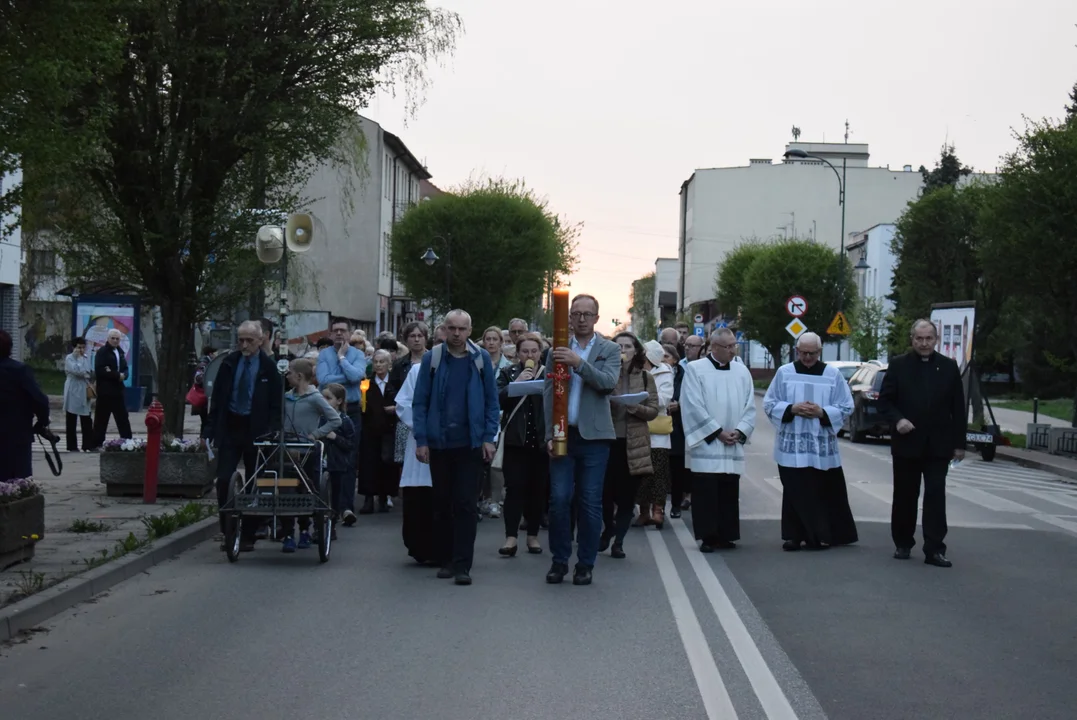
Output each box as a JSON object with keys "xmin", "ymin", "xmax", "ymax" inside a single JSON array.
[
  {"xmin": 785, "ymin": 318, "xmax": 807, "ymax": 339},
  {"xmin": 826, "ymin": 311, "xmax": 851, "ymax": 336}
]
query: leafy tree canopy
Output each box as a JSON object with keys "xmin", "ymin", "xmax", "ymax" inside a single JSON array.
[
  {"xmin": 390, "ymin": 177, "xmax": 577, "ymax": 334},
  {"xmin": 713, "ymin": 237, "xmax": 766, "ymax": 319},
  {"xmin": 728, "ymin": 238, "xmax": 855, "ymax": 362},
  {"xmin": 918, "ymin": 143, "xmax": 973, "ymax": 194},
  {"xmin": 14, "ymin": 0, "xmax": 461, "ymax": 433},
  {"xmin": 629, "ymin": 272, "xmax": 656, "ymax": 341}
]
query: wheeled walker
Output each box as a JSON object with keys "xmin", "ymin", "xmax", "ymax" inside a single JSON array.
[{"xmin": 220, "ymin": 434, "xmax": 333, "ymax": 563}]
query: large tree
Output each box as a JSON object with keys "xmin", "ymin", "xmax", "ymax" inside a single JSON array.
[
  {"xmin": 390, "ymin": 178, "xmax": 577, "ymax": 334},
  {"xmin": 731, "ymin": 239, "xmax": 855, "ymax": 363},
  {"xmin": 713, "ymin": 237, "xmax": 766, "ymax": 320},
  {"xmin": 19, "ymin": 1, "xmax": 460, "ymax": 434},
  {"xmin": 629, "ymin": 272, "xmax": 656, "ymax": 341},
  {"xmin": 979, "ymin": 111, "xmax": 1077, "ymax": 425}
]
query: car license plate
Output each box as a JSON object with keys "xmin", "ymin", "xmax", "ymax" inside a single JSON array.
[{"xmin": 967, "ymin": 432, "xmax": 994, "ymax": 444}]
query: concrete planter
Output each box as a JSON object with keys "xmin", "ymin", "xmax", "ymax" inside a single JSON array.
[
  {"xmin": 100, "ymin": 452, "xmax": 215, "ymax": 498},
  {"xmin": 0, "ymin": 494, "xmax": 45, "ymax": 571}
]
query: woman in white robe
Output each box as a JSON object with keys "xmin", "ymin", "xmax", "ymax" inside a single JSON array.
[{"xmin": 394, "ymin": 362, "xmax": 436, "ymax": 564}]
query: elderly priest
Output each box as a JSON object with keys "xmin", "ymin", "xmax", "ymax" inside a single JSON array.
[
  {"xmin": 680, "ymin": 328, "xmax": 756, "ymax": 551},
  {"xmin": 762, "ymin": 331, "xmax": 858, "ymax": 551}
]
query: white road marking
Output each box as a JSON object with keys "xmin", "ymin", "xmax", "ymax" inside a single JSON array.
[
  {"xmin": 736, "ymin": 513, "xmax": 1033, "ymax": 530},
  {"xmin": 1017, "ymin": 489, "xmax": 1077, "ymax": 513},
  {"xmin": 670, "ymin": 519, "xmax": 801, "ymax": 720},
  {"xmin": 946, "ymin": 486, "xmax": 1041, "ymax": 514},
  {"xmin": 1032, "ymin": 513, "xmax": 1077, "ymax": 535},
  {"xmin": 647, "ymin": 529, "xmax": 739, "ymax": 720},
  {"xmin": 760, "ymin": 476, "xmax": 784, "ymax": 496}
]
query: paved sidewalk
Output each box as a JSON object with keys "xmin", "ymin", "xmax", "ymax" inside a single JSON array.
[
  {"xmin": 981, "ymin": 405, "xmax": 1071, "ymax": 434},
  {"xmin": 996, "ymin": 445, "xmax": 1077, "ymax": 482},
  {"xmin": 2, "ymin": 409, "xmax": 211, "ymax": 606}
]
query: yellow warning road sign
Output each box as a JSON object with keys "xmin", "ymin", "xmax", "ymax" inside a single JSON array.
[{"xmin": 827, "ymin": 311, "xmax": 851, "ymax": 336}]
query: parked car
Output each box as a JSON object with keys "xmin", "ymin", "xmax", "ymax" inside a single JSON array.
[
  {"xmin": 841, "ymin": 362, "xmax": 889, "ymax": 443},
  {"xmin": 828, "ymin": 360, "xmax": 864, "ymax": 382}
]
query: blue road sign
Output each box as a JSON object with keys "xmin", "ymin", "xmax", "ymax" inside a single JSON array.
[
  {"xmin": 736, "ymin": 331, "xmax": 745, "ymax": 342},
  {"xmin": 693, "ymin": 324, "xmax": 705, "ymax": 338},
  {"xmin": 715, "ymin": 321, "xmax": 728, "ymax": 329}
]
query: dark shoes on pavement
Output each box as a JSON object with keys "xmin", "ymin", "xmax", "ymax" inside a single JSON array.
[
  {"xmin": 925, "ymin": 552, "xmax": 952, "ymax": 568},
  {"xmin": 572, "ymin": 565, "xmax": 592, "ymax": 585},
  {"xmin": 437, "ymin": 566, "xmax": 454, "ymax": 579},
  {"xmin": 610, "ymin": 543, "xmax": 625, "ymax": 559},
  {"xmin": 454, "ymin": 571, "xmax": 472, "ymax": 585},
  {"xmin": 546, "ymin": 562, "xmax": 569, "ymax": 584},
  {"xmin": 893, "ymin": 547, "xmax": 912, "ymax": 560}
]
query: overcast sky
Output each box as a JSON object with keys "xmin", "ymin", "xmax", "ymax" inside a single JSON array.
[{"xmin": 365, "ymin": 0, "xmax": 1076, "ymax": 331}]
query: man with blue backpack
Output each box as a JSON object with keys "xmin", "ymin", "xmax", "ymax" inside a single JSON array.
[{"xmin": 412, "ymin": 309, "xmax": 500, "ymax": 586}]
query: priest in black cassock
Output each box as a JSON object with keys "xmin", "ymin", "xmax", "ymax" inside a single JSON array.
[{"xmin": 762, "ymin": 332, "xmax": 858, "ymax": 551}]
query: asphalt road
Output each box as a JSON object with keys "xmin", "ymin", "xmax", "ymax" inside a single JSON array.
[{"xmin": 4, "ymin": 397, "xmax": 1077, "ymax": 720}]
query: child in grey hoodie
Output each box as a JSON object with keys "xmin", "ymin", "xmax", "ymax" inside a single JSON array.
[{"xmin": 280, "ymin": 358, "xmax": 341, "ymax": 552}]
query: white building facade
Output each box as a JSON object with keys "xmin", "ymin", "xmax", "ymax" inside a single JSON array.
[
  {"xmin": 846, "ymin": 223, "xmax": 896, "ymax": 362},
  {"xmin": 653, "ymin": 257, "xmax": 678, "ymax": 329},
  {"xmin": 288, "ymin": 115, "xmax": 431, "ymax": 338},
  {"xmin": 0, "ymin": 168, "xmax": 22, "ymax": 359}
]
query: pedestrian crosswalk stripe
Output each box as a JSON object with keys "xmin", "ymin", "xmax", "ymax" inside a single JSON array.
[
  {"xmin": 647, "ymin": 528, "xmax": 739, "ymax": 720},
  {"xmin": 947, "ymin": 486, "xmax": 1041, "ymax": 514},
  {"xmin": 737, "ymin": 513, "xmax": 1033, "ymax": 529},
  {"xmin": 848, "ymin": 481, "xmax": 903, "ymax": 507},
  {"xmin": 1017, "ymin": 489, "xmax": 1077, "ymax": 513},
  {"xmin": 1032, "ymin": 513, "xmax": 1077, "ymax": 535},
  {"xmin": 671, "ymin": 520, "xmax": 801, "ymax": 720}
]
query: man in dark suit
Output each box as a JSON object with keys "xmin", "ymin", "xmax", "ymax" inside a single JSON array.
[
  {"xmin": 203, "ymin": 320, "xmax": 283, "ymax": 549},
  {"xmin": 879, "ymin": 318, "xmax": 967, "ymax": 568},
  {"xmin": 91, "ymin": 328, "xmax": 133, "ymax": 448}
]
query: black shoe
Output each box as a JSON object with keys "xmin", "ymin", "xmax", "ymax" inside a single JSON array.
[
  {"xmin": 572, "ymin": 565, "xmax": 593, "ymax": 585},
  {"xmin": 454, "ymin": 571, "xmax": 472, "ymax": 585},
  {"xmin": 893, "ymin": 547, "xmax": 912, "ymax": 560},
  {"xmin": 669, "ymin": 508, "xmax": 681, "ymax": 519},
  {"xmin": 700, "ymin": 543, "xmax": 715, "ymax": 553},
  {"xmin": 499, "ymin": 543, "xmax": 518, "ymax": 557},
  {"xmin": 436, "ymin": 566, "xmax": 454, "ymax": 579},
  {"xmin": 342, "ymin": 510, "xmax": 357, "ymax": 527},
  {"xmin": 782, "ymin": 540, "xmax": 801, "ymax": 552},
  {"xmin": 716, "ymin": 540, "xmax": 737, "ymax": 550},
  {"xmin": 610, "ymin": 543, "xmax": 625, "ymax": 559},
  {"xmin": 598, "ymin": 533, "xmax": 612, "ymax": 553},
  {"xmin": 540, "ymin": 513, "xmax": 549, "ymax": 529},
  {"xmin": 546, "ymin": 562, "xmax": 569, "ymax": 584},
  {"xmin": 925, "ymin": 552, "xmax": 952, "ymax": 568},
  {"xmin": 358, "ymin": 497, "xmax": 375, "ymax": 515},
  {"xmin": 378, "ymin": 496, "xmax": 390, "ymax": 513}
]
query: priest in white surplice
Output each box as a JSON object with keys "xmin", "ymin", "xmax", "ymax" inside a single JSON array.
[
  {"xmin": 680, "ymin": 329, "xmax": 756, "ymax": 551},
  {"xmin": 762, "ymin": 332, "xmax": 858, "ymax": 551}
]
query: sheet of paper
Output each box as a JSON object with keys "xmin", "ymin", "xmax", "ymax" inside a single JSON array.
[
  {"xmin": 507, "ymin": 380, "xmax": 545, "ymax": 397},
  {"xmin": 609, "ymin": 391, "xmax": 648, "ymax": 406}
]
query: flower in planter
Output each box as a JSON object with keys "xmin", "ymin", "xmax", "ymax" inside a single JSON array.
[
  {"xmin": 163, "ymin": 438, "xmax": 203, "ymax": 453},
  {"xmin": 0, "ymin": 477, "xmax": 41, "ymax": 504}
]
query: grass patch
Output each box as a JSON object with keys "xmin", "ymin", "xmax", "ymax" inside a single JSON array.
[
  {"xmin": 68, "ymin": 519, "xmax": 111, "ymax": 533},
  {"xmin": 753, "ymin": 379, "xmax": 770, "ymax": 391},
  {"xmin": 4, "ymin": 502, "xmax": 217, "ymax": 606},
  {"xmin": 30, "ymin": 367, "xmax": 65, "ymax": 396},
  {"xmin": 1002, "ymin": 431, "xmax": 1026, "ymax": 449},
  {"xmin": 991, "ymin": 398, "xmax": 1072, "ymax": 422}
]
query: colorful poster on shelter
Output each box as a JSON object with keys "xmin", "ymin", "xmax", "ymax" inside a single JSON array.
[
  {"xmin": 929, "ymin": 304, "xmax": 975, "ymax": 376},
  {"xmin": 76, "ymin": 303, "xmax": 137, "ymax": 389}
]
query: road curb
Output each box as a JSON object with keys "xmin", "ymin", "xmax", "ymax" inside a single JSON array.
[
  {"xmin": 0, "ymin": 516, "xmax": 218, "ymax": 644},
  {"xmin": 995, "ymin": 448, "xmax": 1077, "ymax": 484}
]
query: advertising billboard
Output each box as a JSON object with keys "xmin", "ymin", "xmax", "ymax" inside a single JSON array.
[
  {"xmin": 929, "ymin": 303, "xmax": 975, "ymax": 376},
  {"xmin": 76, "ymin": 302, "xmax": 138, "ymax": 389}
]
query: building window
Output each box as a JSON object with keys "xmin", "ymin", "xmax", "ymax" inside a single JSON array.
[
  {"xmin": 384, "ymin": 154, "xmax": 390, "ymax": 198},
  {"xmin": 382, "ymin": 232, "xmax": 390, "ymax": 277},
  {"xmin": 30, "ymin": 250, "xmax": 57, "ymax": 276}
]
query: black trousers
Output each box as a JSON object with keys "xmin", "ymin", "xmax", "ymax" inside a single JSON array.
[
  {"xmin": 602, "ymin": 438, "xmax": 642, "ymax": 544},
  {"xmin": 66, "ymin": 412, "xmax": 93, "ymax": 451},
  {"xmin": 891, "ymin": 456, "xmax": 949, "ymax": 555},
  {"xmin": 92, "ymin": 392, "xmax": 132, "ymax": 447},
  {"xmin": 215, "ymin": 412, "xmax": 258, "ymax": 538},
  {"xmin": 402, "ymin": 486, "xmax": 436, "ymax": 563},
  {"xmin": 670, "ymin": 453, "xmax": 691, "ymax": 509},
  {"xmin": 430, "ymin": 446, "xmax": 483, "ymax": 573},
  {"xmin": 502, "ymin": 445, "xmax": 547, "ymax": 538}
]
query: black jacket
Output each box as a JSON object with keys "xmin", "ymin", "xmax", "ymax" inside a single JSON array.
[
  {"xmin": 203, "ymin": 350, "xmax": 282, "ymax": 442},
  {"xmin": 497, "ymin": 363, "xmax": 546, "ymax": 448},
  {"xmin": 94, "ymin": 344, "xmax": 129, "ymax": 397},
  {"xmin": 0, "ymin": 358, "xmax": 50, "ymax": 448},
  {"xmin": 322, "ymin": 415, "xmax": 356, "ymax": 473},
  {"xmin": 878, "ymin": 351, "xmax": 967, "ymax": 459},
  {"xmin": 669, "ymin": 363, "xmax": 685, "ymax": 455}
]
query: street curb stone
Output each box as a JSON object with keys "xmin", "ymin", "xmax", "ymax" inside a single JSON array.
[{"xmin": 0, "ymin": 516, "xmax": 218, "ymax": 644}]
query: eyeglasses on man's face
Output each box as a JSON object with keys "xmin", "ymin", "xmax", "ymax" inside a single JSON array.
[{"xmin": 569, "ymin": 312, "xmax": 596, "ymax": 320}]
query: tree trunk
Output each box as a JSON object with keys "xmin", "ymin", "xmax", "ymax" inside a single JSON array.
[{"xmin": 157, "ymin": 297, "xmax": 195, "ymax": 437}]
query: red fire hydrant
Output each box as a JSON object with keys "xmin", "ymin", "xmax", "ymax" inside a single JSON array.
[{"xmin": 144, "ymin": 400, "xmax": 164, "ymax": 504}]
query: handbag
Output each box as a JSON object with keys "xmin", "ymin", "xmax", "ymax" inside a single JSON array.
[
  {"xmin": 185, "ymin": 383, "xmax": 207, "ymax": 410},
  {"xmin": 86, "ymin": 383, "xmax": 97, "ymax": 401},
  {"xmin": 648, "ymin": 414, "xmax": 674, "ymax": 435}
]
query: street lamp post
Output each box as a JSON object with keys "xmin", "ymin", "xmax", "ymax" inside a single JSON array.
[
  {"xmin": 421, "ymin": 234, "xmax": 452, "ymax": 310},
  {"xmin": 784, "ymin": 148, "xmax": 847, "ymax": 359}
]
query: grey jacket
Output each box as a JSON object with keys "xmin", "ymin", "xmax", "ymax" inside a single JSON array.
[
  {"xmin": 284, "ymin": 387, "xmax": 341, "ymax": 439},
  {"xmin": 544, "ymin": 335, "xmax": 622, "ymax": 442}
]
